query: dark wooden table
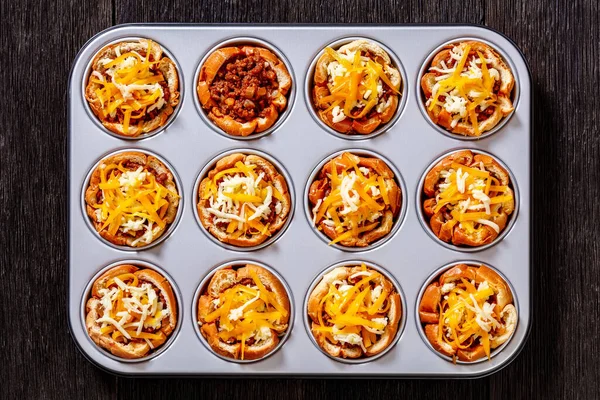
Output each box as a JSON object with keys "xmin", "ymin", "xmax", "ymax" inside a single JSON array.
[{"xmin": 1, "ymin": 0, "xmax": 598, "ymax": 398}]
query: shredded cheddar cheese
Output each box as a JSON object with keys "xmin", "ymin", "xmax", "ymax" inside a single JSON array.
[
  {"xmin": 96, "ymin": 274, "xmax": 170, "ymax": 344},
  {"xmin": 432, "ymin": 164, "xmax": 512, "ymax": 234},
  {"xmin": 437, "ymin": 279, "xmax": 501, "ymax": 360},
  {"xmin": 91, "ymin": 40, "xmax": 168, "ymax": 134},
  {"xmin": 312, "ymin": 153, "xmax": 392, "ymax": 245},
  {"xmin": 200, "ymin": 161, "xmax": 285, "ymax": 238},
  {"xmin": 203, "ymin": 270, "xmax": 288, "ymax": 360},
  {"xmin": 426, "ymin": 43, "xmax": 502, "ymax": 135},
  {"xmin": 312, "ymin": 264, "xmax": 392, "ymax": 352},
  {"xmin": 319, "ymin": 46, "xmax": 399, "ymax": 122},
  {"xmin": 92, "ymin": 162, "xmax": 178, "ymax": 245}
]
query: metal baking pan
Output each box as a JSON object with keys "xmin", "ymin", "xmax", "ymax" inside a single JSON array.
[{"xmin": 68, "ymin": 24, "xmax": 531, "ymax": 377}]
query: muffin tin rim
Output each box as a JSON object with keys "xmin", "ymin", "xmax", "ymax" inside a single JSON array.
[
  {"xmin": 303, "ymin": 35, "xmax": 409, "ymax": 141},
  {"xmin": 302, "ymin": 259, "xmax": 407, "ymax": 364},
  {"xmin": 415, "ymin": 35, "xmax": 521, "ymax": 141},
  {"xmin": 79, "ymin": 146, "xmax": 185, "ymax": 252},
  {"xmin": 79, "ymin": 258, "xmax": 185, "ymax": 363},
  {"xmin": 191, "ymin": 258, "xmax": 296, "ymax": 364},
  {"xmin": 413, "ymin": 259, "xmax": 520, "ymax": 364},
  {"xmin": 303, "ymin": 148, "xmax": 409, "ymax": 253},
  {"xmin": 192, "ymin": 147, "xmax": 296, "ymax": 252},
  {"xmin": 80, "ymin": 36, "xmax": 185, "ymax": 141},
  {"xmin": 192, "ymin": 36, "xmax": 298, "ymax": 141},
  {"xmin": 68, "ymin": 23, "xmax": 532, "ymax": 377}
]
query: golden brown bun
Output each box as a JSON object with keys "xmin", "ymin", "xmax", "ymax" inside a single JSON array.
[
  {"xmin": 85, "ymin": 39, "xmax": 180, "ymax": 137},
  {"xmin": 197, "ymin": 153, "xmax": 291, "ymax": 247},
  {"xmin": 309, "ymin": 152, "xmax": 401, "ymax": 247},
  {"xmin": 85, "ymin": 264, "xmax": 178, "ymax": 359},
  {"xmin": 84, "ymin": 151, "xmax": 179, "ymax": 247},
  {"xmin": 197, "ymin": 46, "xmax": 291, "ymax": 137},
  {"xmin": 422, "ymin": 150, "xmax": 514, "ymax": 247},
  {"xmin": 420, "ymin": 41, "xmax": 514, "ymax": 137},
  {"xmin": 312, "ymin": 39, "xmax": 401, "ymax": 135},
  {"xmin": 419, "ymin": 263, "xmax": 517, "ymax": 363},
  {"xmin": 197, "ymin": 264, "xmax": 290, "ymax": 360},
  {"xmin": 307, "ymin": 266, "xmax": 401, "ymax": 358}
]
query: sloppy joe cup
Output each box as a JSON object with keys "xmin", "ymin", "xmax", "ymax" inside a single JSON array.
[
  {"xmin": 305, "ymin": 36, "xmax": 408, "ymax": 140},
  {"xmin": 82, "ymin": 37, "xmax": 183, "ymax": 140},
  {"xmin": 417, "ymin": 37, "xmax": 519, "ymax": 141},
  {"xmin": 80, "ymin": 259, "xmax": 183, "ymax": 363},
  {"xmin": 81, "ymin": 148, "xmax": 183, "ymax": 251},
  {"xmin": 415, "ymin": 260, "xmax": 519, "ymax": 364},
  {"xmin": 304, "ymin": 149, "xmax": 407, "ymax": 252},
  {"xmin": 193, "ymin": 148, "xmax": 295, "ymax": 252},
  {"xmin": 194, "ymin": 37, "xmax": 296, "ymax": 140},
  {"xmin": 303, "ymin": 260, "xmax": 406, "ymax": 364},
  {"xmin": 193, "ymin": 260, "xmax": 294, "ymax": 363},
  {"xmin": 416, "ymin": 148, "xmax": 519, "ymax": 252}
]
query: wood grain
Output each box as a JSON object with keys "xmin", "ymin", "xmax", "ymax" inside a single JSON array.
[{"xmin": 1, "ymin": 0, "xmax": 599, "ymax": 398}]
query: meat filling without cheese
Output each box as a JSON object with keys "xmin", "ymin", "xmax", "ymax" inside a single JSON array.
[{"xmin": 209, "ymin": 53, "xmax": 280, "ymax": 122}]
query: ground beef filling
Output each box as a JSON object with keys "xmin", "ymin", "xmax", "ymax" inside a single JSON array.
[
  {"xmin": 431, "ymin": 51, "xmax": 503, "ymax": 122},
  {"xmin": 209, "ymin": 54, "xmax": 279, "ymax": 122}
]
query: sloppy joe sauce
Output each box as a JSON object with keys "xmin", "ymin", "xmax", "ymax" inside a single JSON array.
[{"xmin": 208, "ymin": 52, "xmax": 279, "ymax": 122}]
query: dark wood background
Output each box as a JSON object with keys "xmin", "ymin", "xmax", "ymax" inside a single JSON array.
[{"xmin": 1, "ymin": 0, "xmax": 598, "ymax": 398}]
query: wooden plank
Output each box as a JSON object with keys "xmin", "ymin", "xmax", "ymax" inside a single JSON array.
[
  {"xmin": 0, "ymin": 0, "xmax": 116, "ymax": 398},
  {"xmin": 486, "ymin": 0, "xmax": 600, "ymax": 399}
]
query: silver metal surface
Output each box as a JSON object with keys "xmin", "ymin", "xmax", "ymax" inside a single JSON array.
[{"xmin": 68, "ymin": 24, "xmax": 531, "ymax": 377}]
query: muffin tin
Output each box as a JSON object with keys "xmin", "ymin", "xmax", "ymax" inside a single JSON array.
[{"xmin": 68, "ymin": 24, "xmax": 531, "ymax": 377}]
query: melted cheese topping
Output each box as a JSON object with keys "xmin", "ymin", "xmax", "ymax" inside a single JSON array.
[
  {"xmin": 202, "ymin": 269, "xmax": 288, "ymax": 360},
  {"xmin": 201, "ymin": 161, "xmax": 285, "ymax": 238},
  {"xmin": 312, "ymin": 264, "xmax": 393, "ymax": 352},
  {"xmin": 96, "ymin": 273, "xmax": 170, "ymax": 343},
  {"xmin": 90, "ymin": 40, "xmax": 168, "ymax": 134},
  {"xmin": 312, "ymin": 153, "xmax": 394, "ymax": 245},
  {"xmin": 426, "ymin": 43, "xmax": 504, "ymax": 135},
  {"xmin": 437, "ymin": 278, "xmax": 503, "ymax": 360},
  {"xmin": 318, "ymin": 46, "xmax": 400, "ymax": 121},
  {"xmin": 432, "ymin": 162, "xmax": 513, "ymax": 235},
  {"xmin": 92, "ymin": 162, "xmax": 178, "ymax": 244}
]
